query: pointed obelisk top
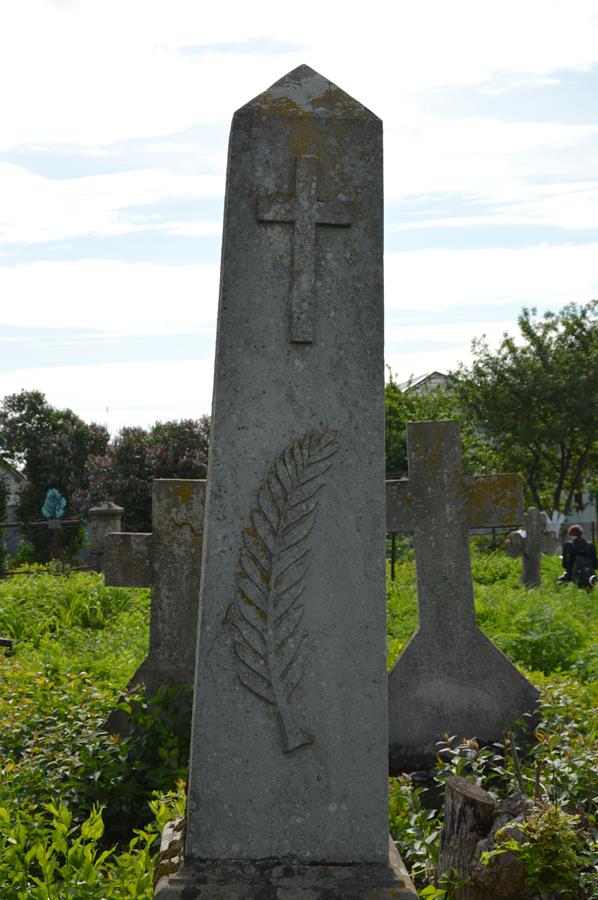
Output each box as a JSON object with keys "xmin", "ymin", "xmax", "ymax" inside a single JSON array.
[{"xmin": 239, "ymin": 63, "xmax": 379, "ymax": 120}]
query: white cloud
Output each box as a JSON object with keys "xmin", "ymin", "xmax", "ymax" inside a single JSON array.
[
  {"xmin": 385, "ymin": 244, "xmax": 598, "ymax": 312},
  {"xmin": 387, "ymin": 181, "xmax": 598, "ymax": 230},
  {"xmin": 384, "ymin": 320, "xmax": 518, "ymax": 384},
  {"xmin": 0, "ymin": 359, "xmax": 215, "ymax": 433},
  {"xmin": 384, "ymin": 118, "xmax": 598, "ymax": 204},
  {"xmin": 0, "ymin": 261, "xmax": 220, "ymax": 334},
  {"xmin": 0, "ymin": 164, "xmax": 224, "ymax": 244},
  {"xmin": 2, "ymin": 1, "xmax": 598, "ymax": 148}
]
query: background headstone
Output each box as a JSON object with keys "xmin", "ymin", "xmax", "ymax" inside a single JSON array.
[
  {"xmin": 387, "ymin": 420, "xmax": 538, "ymax": 773},
  {"xmin": 505, "ymin": 506, "xmax": 561, "ymax": 588},
  {"xmin": 104, "ymin": 479, "xmax": 205, "ymax": 700},
  {"xmin": 156, "ymin": 65, "xmax": 416, "ymax": 898},
  {"xmin": 88, "ymin": 500, "xmax": 123, "ymax": 572}
]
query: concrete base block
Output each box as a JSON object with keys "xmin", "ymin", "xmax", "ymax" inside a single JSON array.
[{"xmin": 154, "ymin": 821, "xmax": 418, "ymax": 899}]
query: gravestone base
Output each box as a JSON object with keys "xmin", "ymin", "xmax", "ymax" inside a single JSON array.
[
  {"xmin": 389, "ymin": 627, "xmax": 539, "ymax": 774},
  {"xmin": 154, "ymin": 824, "xmax": 418, "ymax": 899}
]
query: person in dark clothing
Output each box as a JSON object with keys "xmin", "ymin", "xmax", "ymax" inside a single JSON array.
[{"xmin": 560, "ymin": 524, "xmax": 598, "ymax": 587}]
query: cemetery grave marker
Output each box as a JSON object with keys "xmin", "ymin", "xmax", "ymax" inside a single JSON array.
[
  {"xmin": 88, "ymin": 500, "xmax": 124, "ymax": 572},
  {"xmin": 104, "ymin": 479, "xmax": 205, "ymax": 701},
  {"xmin": 386, "ymin": 420, "xmax": 539, "ymax": 773},
  {"xmin": 155, "ymin": 64, "xmax": 416, "ymax": 899},
  {"xmin": 504, "ymin": 506, "xmax": 561, "ymax": 588}
]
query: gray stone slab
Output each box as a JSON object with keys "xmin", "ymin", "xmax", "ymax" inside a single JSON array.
[
  {"xmin": 88, "ymin": 501, "xmax": 123, "ymax": 571},
  {"xmin": 104, "ymin": 479, "xmax": 205, "ymax": 697},
  {"xmin": 157, "ymin": 64, "xmax": 409, "ymax": 897},
  {"xmin": 387, "ymin": 421, "xmax": 539, "ymax": 773},
  {"xmin": 105, "ymin": 531, "xmax": 150, "ymax": 588},
  {"xmin": 505, "ymin": 506, "xmax": 561, "ymax": 588},
  {"xmin": 155, "ymin": 823, "xmax": 418, "ymax": 899}
]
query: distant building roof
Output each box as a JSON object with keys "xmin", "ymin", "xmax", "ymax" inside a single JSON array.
[
  {"xmin": 0, "ymin": 460, "xmax": 25, "ymax": 509},
  {"xmin": 0, "ymin": 460, "xmax": 25, "ymax": 482},
  {"xmin": 398, "ymin": 371, "xmax": 448, "ymax": 394}
]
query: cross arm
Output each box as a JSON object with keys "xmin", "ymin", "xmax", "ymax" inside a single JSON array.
[
  {"xmin": 104, "ymin": 532, "xmax": 152, "ymax": 588},
  {"xmin": 466, "ymin": 474, "xmax": 524, "ymax": 529},
  {"xmin": 386, "ymin": 480, "xmax": 418, "ymax": 532},
  {"xmin": 318, "ymin": 199, "xmax": 353, "ymax": 226}
]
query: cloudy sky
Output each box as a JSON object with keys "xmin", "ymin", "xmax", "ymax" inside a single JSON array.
[{"xmin": 1, "ymin": 0, "xmax": 598, "ymax": 432}]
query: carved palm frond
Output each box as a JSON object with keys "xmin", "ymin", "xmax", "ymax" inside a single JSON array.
[{"xmin": 228, "ymin": 429, "xmax": 338, "ymax": 752}]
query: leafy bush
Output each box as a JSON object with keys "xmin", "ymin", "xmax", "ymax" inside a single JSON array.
[
  {"xmin": 389, "ymin": 677, "xmax": 598, "ymax": 896},
  {"xmin": 0, "ymin": 570, "xmax": 188, "ymax": 849},
  {"xmin": 387, "ymin": 549, "xmax": 597, "ymax": 895},
  {"xmin": 0, "ymin": 785, "xmax": 185, "ymax": 899},
  {"xmin": 2, "ymin": 556, "xmax": 596, "ymax": 897},
  {"xmin": 0, "ymin": 657, "xmax": 190, "ymax": 845},
  {"xmin": 482, "ymin": 804, "xmax": 586, "ymax": 897}
]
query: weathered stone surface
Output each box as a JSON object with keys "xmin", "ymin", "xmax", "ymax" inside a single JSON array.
[
  {"xmin": 387, "ymin": 421, "xmax": 539, "ymax": 772},
  {"xmin": 157, "ymin": 64, "xmax": 411, "ymax": 898},
  {"xmin": 505, "ymin": 507, "xmax": 561, "ymax": 588},
  {"xmin": 155, "ymin": 823, "xmax": 417, "ymax": 899},
  {"xmin": 104, "ymin": 479, "xmax": 205, "ymax": 697},
  {"xmin": 105, "ymin": 531, "xmax": 150, "ymax": 587},
  {"xmin": 88, "ymin": 500, "xmax": 123, "ymax": 571}
]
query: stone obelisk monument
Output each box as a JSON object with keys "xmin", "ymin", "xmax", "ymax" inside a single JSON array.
[{"xmin": 155, "ymin": 66, "xmax": 416, "ymax": 898}]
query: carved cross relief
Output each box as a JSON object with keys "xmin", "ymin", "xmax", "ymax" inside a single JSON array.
[{"xmin": 258, "ymin": 155, "xmax": 353, "ymax": 343}]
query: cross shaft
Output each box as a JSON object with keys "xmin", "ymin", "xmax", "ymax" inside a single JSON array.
[{"xmin": 387, "ymin": 421, "xmax": 523, "ymax": 634}]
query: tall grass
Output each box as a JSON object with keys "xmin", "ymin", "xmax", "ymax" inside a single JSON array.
[{"xmin": 387, "ymin": 550, "xmax": 598, "ymax": 681}]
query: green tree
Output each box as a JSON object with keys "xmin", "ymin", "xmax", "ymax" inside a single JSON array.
[
  {"xmin": 449, "ymin": 301, "xmax": 598, "ymax": 515},
  {"xmin": 148, "ymin": 417, "xmax": 210, "ymax": 479},
  {"xmin": 84, "ymin": 418, "xmax": 210, "ymax": 532},
  {"xmin": 0, "ymin": 390, "xmax": 109, "ymax": 561},
  {"xmin": 385, "ymin": 373, "xmax": 499, "ymax": 477}
]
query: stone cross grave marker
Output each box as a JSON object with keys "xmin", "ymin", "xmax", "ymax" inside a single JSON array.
[
  {"xmin": 155, "ymin": 65, "xmax": 416, "ymax": 899},
  {"xmin": 505, "ymin": 506, "xmax": 561, "ymax": 588},
  {"xmin": 386, "ymin": 420, "xmax": 539, "ymax": 773},
  {"xmin": 104, "ymin": 479, "xmax": 205, "ymax": 702}
]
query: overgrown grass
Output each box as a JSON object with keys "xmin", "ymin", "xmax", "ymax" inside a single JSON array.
[
  {"xmin": 387, "ymin": 551, "xmax": 598, "ymax": 679},
  {"xmin": 1, "ymin": 553, "xmax": 596, "ymax": 897}
]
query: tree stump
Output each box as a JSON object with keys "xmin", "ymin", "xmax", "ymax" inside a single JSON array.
[{"xmin": 437, "ymin": 777, "xmax": 536, "ymax": 899}]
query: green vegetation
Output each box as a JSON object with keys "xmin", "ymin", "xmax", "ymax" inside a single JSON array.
[
  {"xmin": 388, "ymin": 550, "xmax": 598, "ymax": 898},
  {"xmin": 0, "ymin": 389, "xmax": 210, "ymax": 560},
  {"xmin": 0, "ymin": 572, "xmax": 188, "ymax": 898},
  {"xmin": 385, "ymin": 299, "xmax": 598, "ymax": 517},
  {"xmin": 0, "ymin": 390, "xmax": 109, "ymax": 562},
  {"xmin": 450, "ymin": 301, "xmax": 598, "ymax": 516},
  {"xmin": 388, "ymin": 552, "xmax": 597, "ymax": 679},
  {"xmin": 1, "ymin": 553, "xmax": 596, "ymax": 897}
]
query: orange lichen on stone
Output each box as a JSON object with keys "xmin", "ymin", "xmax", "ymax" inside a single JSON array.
[
  {"xmin": 469, "ymin": 473, "xmax": 523, "ymax": 522},
  {"xmin": 172, "ymin": 481, "xmax": 195, "ymax": 504},
  {"xmin": 258, "ymin": 93, "xmax": 310, "ymax": 117}
]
